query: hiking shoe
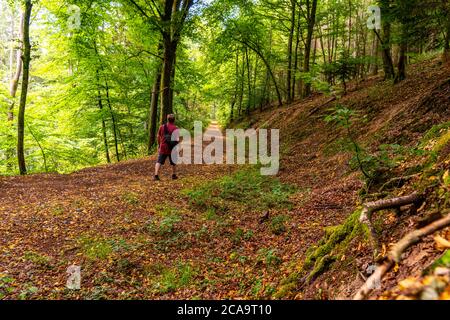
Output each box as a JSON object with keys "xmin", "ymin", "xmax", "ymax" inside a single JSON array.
[
  {"xmin": 172, "ymin": 174, "xmax": 178, "ymax": 180},
  {"xmin": 154, "ymin": 175, "xmax": 160, "ymax": 181}
]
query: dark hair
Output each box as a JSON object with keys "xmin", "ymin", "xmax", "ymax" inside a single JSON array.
[{"xmin": 167, "ymin": 114, "xmax": 176, "ymax": 124}]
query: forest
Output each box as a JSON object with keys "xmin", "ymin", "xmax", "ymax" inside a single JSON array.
[{"xmin": 1, "ymin": 0, "xmax": 450, "ymax": 302}]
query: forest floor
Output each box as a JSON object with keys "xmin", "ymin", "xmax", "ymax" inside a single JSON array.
[{"xmin": 1, "ymin": 57, "xmax": 450, "ymax": 300}]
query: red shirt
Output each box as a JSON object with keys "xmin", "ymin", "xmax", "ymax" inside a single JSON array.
[{"xmin": 158, "ymin": 123, "xmax": 179, "ymax": 155}]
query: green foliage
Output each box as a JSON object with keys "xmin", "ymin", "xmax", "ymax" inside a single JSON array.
[
  {"xmin": 185, "ymin": 167, "xmax": 296, "ymax": 213},
  {"xmin": 121, "ymin": 192, "xmax": 139, "ymax": 206},
  {"xmin": 147, "ymin": 207, "xmax": 182, "ymax": 237},
  {"xmin": 325, "ymin": 105, "xmax": 373, "ymax": 179},
  {"xmin": 257, "ymin": 248, "xmax": 282, "ymax": 268},
  {"xmin": 426, "ymin": 250, "xmax": 450, "ymax": 273},
  {"xmin": 0, "ymin": 275, "xmax": 15, "ymax": 299},
  {"xmin": 78, "ymin": 236, "xmax": 128, "ymax": 261},
  {"xmin": 23, "ymin": 251, "xmax": 51, "ymax": 268},
  {"xmin": 229, "ymin": 227, "xmax": 253, "ymax": 245},
  {"xmin": 152, "ymin": 263, "xmax": 196, "ymax": 294},
  {"xmin": 270, "ymin": 214, "xmax": 289, "ymax": 235},
  {"xmin": 18, "ymin": 285, "xmax": 39, "ymax": 300},
  {"xmin": 322, "ymin": 52, "xmax": 359, "ymax": 92}
]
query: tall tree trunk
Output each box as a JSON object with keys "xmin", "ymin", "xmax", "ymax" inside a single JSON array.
[
  {"xmin": 370, "ymin": 34, "xmax": 379, "ymax": 75},
  {"xmin": 96, "ymin": 70, "xmax": 111, "ymax": 163},
  {"xmin": 286, "ymin": 0, "xmax": 296, "ymax": 104},
  {"xmin": 292, "ymin": 10, "xmax": 301, "ymax": 101},
  {"xmin": 230, "ymin": 52, "xmax": 239, "ymax": 122},
  {"xmin": 395, "ymin": 31, "xmax": 407, "ymax": 83},
  {"xmin": 378, "ymin": 0, "xmax": 395, "ymax": 80},
  {"xmin": 253, "ymin": 54, "xmax": 258, "ymax": 109},
  {"xmin": 302, "ymin": 0, "xmax": 318, "ymax": 98},
  {"xmin": 245, "ymin": 47, "xmax": 251, "ymax": 115},
  {"xmin": 103, "ymin": 77, "xmax": 120, "ymax": 162},
  {"xmin": 6, "ymin": 10, "xmax": 23, "ymax": 170},
  {"xmin": 148, "ymin": 59, "xmax": 163, "ymax": 154},
  {"xmin": 9, "ymin": 12, "xmax": 23, "ymax": 120},
  {"xmin": 238, "ymin": 51, "xmax": 245, "ymax": 116},
  {"xmin": 17, "ymin": 0, "xmax": 32, "ymax": 175},
  {"xmin": 444, "ymin": 21, "xmax": 450, "ymax": 63},
  {"xmin": 161, "ymin": 37, "xmax": 176, "ymax": 123}
]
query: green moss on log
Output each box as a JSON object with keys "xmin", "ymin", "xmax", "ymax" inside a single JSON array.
[{"xmin": 275, "ymin": 208, "xmax": 368, "ymax": 298}]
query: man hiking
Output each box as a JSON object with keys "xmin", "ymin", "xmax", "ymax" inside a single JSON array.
[{"xmin": 154, "ymin": 114, "xmax": 179, "ymax": 181}]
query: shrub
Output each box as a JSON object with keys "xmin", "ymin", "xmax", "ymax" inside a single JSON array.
[{"xmin": 185, "ymin": 167, "xmax": 296, "ymax": 213}]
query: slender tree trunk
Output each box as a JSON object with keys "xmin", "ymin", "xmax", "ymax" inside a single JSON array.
[
  {"xmin": 245, "ymin": 47, "xmax": 251, "ymax": 115},
  {"xmin": 161, "ymin": 37, "xmax": 175, "ymax": 123},
  {"xmin": 302, "ymin": 0, "xmax": 318, "ymax": 98},
  {"xmin": 286, "ymin": 0, "xmax": 296, "ymax": 104},
  {"xmin": 148, "ymin": 59, "xmax": 163, "ymax": 154},
  {"xmin": 96, "ymin": 70, "xmax": 111, "ymax": 163},
  {"xmin": 292, "ymin": 9, "xmax": 301, "ymax": 101},
  {"xmin": 17, "ymin": 0, "xmax": 32, "ymax": 175},
  {"xmin": 230, "ymin": 50, "xmax": 240, "ymax": 121},
  {"xmin": 6, "ymin": 10, "xmax": 22, "ymax": 170},
  {"xmin": 253, "ymin": 54, "xmax": 258, "ymax": 109},
  {"xmin": 238, "ymin": 51, "xmax": 245, "ymax": 116},
  {"xmin": 103, "ymin": 76, "xmax": 120, "ymax": 162},
  {"xmin": 371, "ymin": 34, "xmax": 379, "ymax": 75},
  {"xmin": 9, "ymin": 12, "xmax": 23, "ymax": 120},
  {"xmin": 378, "ymin": 0, "xmax": 395, "ymax": 80},
  {"xmin": 395, "ymin": 32, "xmax": 407, "ymax": 83},
  {"xmin": 443, "ymin": 22, "xmax": 450, "ymax": 63}
]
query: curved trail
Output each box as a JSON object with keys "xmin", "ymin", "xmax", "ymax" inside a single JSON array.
[{"xmin": 0, "ymin": 119, "xmax": 360, "ymax": 299}]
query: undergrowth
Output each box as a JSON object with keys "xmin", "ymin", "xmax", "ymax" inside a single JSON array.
[{"xmin": 183, "ymin": 167, "xmax": 296, "ymax": 214}]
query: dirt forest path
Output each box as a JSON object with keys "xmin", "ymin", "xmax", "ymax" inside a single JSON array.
[{"xmin": 0, "ymin": 118, "xmax": 361, "ymax": 300}]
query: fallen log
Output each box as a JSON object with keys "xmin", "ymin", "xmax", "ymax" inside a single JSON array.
[
  {"xmin": 354, "ymin": 212, "xmax": 450, "ymax": 300},
  {"xmin": 308, "ymin": 96, "xmax": 337, "ymax": 116},
  {"xmin": 360, "ymin": 192, "xmax": 422, "ymax": 253}
]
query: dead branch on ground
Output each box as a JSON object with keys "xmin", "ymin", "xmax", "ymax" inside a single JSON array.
[{"xmin": 354, "ymin": 212, "xmax": 450, "ymax": 300}]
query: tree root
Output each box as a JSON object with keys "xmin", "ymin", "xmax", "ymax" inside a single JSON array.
[
  {"xmin": 354, "ymin": 212, "xmax": 450, "ymax": 300},
  {"xmin": 359, "ymin": 192, "xmax": 422, "ymax": 255}
]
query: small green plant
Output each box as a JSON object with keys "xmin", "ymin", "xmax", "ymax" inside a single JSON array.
[
  {"xmin": 185, "ymin": 167, "xmax": 296, "ymax": 214},
  {"xmin": 325, "ymin": 105, "xmax": 373, "ymax": 180},
  {"xmin": 270, "ymin": 215, "xmax": 289, "ymax": 235},
  {"xmin": 230, "ymin": 228, "xmax": 245, "ymax": 245},
  {"xmin": 79, "ymin": 236, "xmax": 114, "ymax": 260},
  {"xmin": 51, "ymin": 205, "xmax": 65, "ymax": 216},
  {"xmin": 0, "ymin": 275, "xmax": 15, "ymax": 299},
  {"xmin": 148, "ymin": 210, "xmax": 182, "ymax": 236},
  {"xmin": 122, "ymin": 192, "xmax": 139, "ymax": 205},
  {"xmin": 250, "ymin": 278, "xmax": 263, "ymax": 297},
  {"xmin": 153, "ymin": 263, "xmax": 195, "ymax": 294},
  {"xmin": 204, "ymin": 208, "xmax": 219, "ymax": 221},
  {"xmin": 257, "ymin": 248, "xmax": 281, "ymax": 268},
  {"xmin": 23, "ymin": 251, "xmax": 52, "ymax": 268},
  {"xmin": 426, "ymin": 250, "xmax": 450, "ymax": 273},
  {"xmin": 322, "ymin": 52, "xmax": 358, "ymax": 93},
  {"xmin": 18, "ymin": 285, "xmax": 38, "ymax": 300}
]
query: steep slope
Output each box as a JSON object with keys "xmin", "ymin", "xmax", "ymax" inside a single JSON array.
[{"xmin": 232, "ymin": 56, "xmax": 450, "ymax": 299}]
